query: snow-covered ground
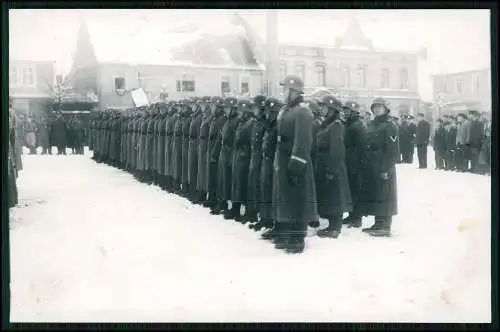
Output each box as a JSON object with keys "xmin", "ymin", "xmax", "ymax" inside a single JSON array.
[{"xmin": 9, "ymin": 147, "xmax": 491, "ymax": 322}]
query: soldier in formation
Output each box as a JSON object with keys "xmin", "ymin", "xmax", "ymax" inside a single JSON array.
[
  {"xmin": 89, "ymin": 77, "xmax": 404, "ymax": 254},
  {"xmin": 9, "ymin": 98, "xmax": 21, "ymax": 208}
]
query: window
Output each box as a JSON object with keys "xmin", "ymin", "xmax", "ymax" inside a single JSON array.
[
  {"xmin": 240, "ymin": 76, "xmax": 250, "ymax": 95},
  {"xmin": 356, "ymin": 65, "xmax": 367, "ymax": 88},
  {"xmin": 279, "ymin": 63, "xmax": 287, "ymax": 82},
  {"xmin": 315, "ymin": 63, "xmax": 326, "ymax": 87},
  {"xmin": 114, "ymin": 77, "xmax": 126, "ymax": 90},
  {"xmin": 456, "ymin": 79, "xmax": 463, "ymax": 94},
  {"xmin": 9, "ymin": 64, "xmax": 35, "ymax": 86},
  {"xmin": 340, "ymin": 64, "xmax": 350, "ymax": 87},
  {"xmin": 176, "ymin": 74, "xmax": 196, "ymax": 92},
  {"xmin": 295, "ymin": 64, "xmax": 305, "ymax": 82},
  {"xmin": 473, "ymin": 75, "xmax": 480, "ymax": 93},
  {"xmin": 400, "ymin": 68, "xmax": 409, "ymax": 89},
  {"xmin": 315, "ymin": 48, "xmax": 325, "ymax": 58},
  {"xmin": 381, "ymin": 68, "xmax": 390, "ymax": 88},
  {"xmin": 221, "ymin": 76, "xmax": 231, "ymax": 95}
]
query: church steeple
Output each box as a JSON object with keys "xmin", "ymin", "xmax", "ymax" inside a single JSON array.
[
  {"xmin": 339, "ymin": 18, "xmax": 373, "ymax": 50},
  {"xmin": 71, "ymin": 17, "xmax": 98, "ymax": 73}
]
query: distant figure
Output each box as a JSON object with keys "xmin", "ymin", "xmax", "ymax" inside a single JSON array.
[
  {"xmin": 37, "ymin": 116, "xmax": 50, "ymax": 155},
  {"xmin": 467, "ymin": 110, "xmax": 484, "ymax": 173},
  {"xmin": 51, "ymin": 113, "xmax": 68, "ymax": 155},
  {"xmin": 415, "ymin": 113, "xmax": 430, "ymax": 169},
  {"xmin": 433, "ymin": 118, "xmax": 447, "ymax": 170},
  {"xmin": 455, "ymin": 113, "xmax": 470, "ymax": 172},
  {"xmin": 24, "ymin": 117, "xmax": 38, "ymax": 155},
  {"xmin": 72, "ymin": 117, "xmax": 85, "ymax": 154}
]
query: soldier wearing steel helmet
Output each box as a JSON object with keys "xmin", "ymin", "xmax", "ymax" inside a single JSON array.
[
  {"xmin": 164, "ymin": 101, "xmax": 178, "ymax": 192},
  {"xmin": 272, "ymin": 75, "xmax": 317, "ymax": 254},
  {"xmin": 243, "ymin": 94, "xmax": 267, "ymax": 224},
  {"xmin": 181, "ymin": 101, "xmax": 194, "ymax": 198},
  {"xmin": 255, "ymin": 97, "xmax": 283, "ymax": 233},
  {"xmin": 196, "ymin": 96, "xmax": 215, "ymax": 204},
  {"xmin": 211, "ymin": 97, "xmax": 239, "ymax": 216},
  {"xmin": 187, "ymin": 98, "xmax": 204, "ymax": 201},
  {"xmin": 226, "ymin": 98, "xmax": 255, "ymax": 221},
  {"xmin": 342, "ymin": 100, "xmax": 370, "ymax": 228},
  {"xmin": 171, "ymin": 101, "xmax": 185, "ymax": 193},
  {"xmin": 314, "ymin": 95, "xmax": 352, "ymax": 239},
  {"xmin": 362, "ymin": 97, "xmax": 399, "ymax": 237}
]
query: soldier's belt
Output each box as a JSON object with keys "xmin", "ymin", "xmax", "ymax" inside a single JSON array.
[
  {"xmin": 277, "ymin": 135, "xmax": 290, "ymax": 144},
  {"xmin": 190, "ymin": 135, "xmax": 198, "ymax": 139}
]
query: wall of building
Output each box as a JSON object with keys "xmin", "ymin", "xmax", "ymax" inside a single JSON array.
[
  {"xmin": 433, "ymin": 69, "xmax": 491, "ymax": 112},
  {"xmin": 96, "ymin": 63, "xmax": 264, "ymax": 108}
]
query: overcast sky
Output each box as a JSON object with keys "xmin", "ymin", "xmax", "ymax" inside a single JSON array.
[{"xmin": 9, "ymin": 9, "xmax": 491, "ymax": 101}]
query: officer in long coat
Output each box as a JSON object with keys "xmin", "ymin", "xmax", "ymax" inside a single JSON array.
[
  {"xmin": 314, "ymin": 96, "xmax": 352, "ymax": 239},
  {"xmin": 196, "ymin": 97, "xmax": 214, "ymax": 204},
  {"xmin": 257, "ymin": 98, "xmax": 282, "ymax": 234},
  {"xmin": 415, "ymin": 113, "xmax": 431, "ymax": 169},
  {"xmin": 171, "ymin": 102, "xmax": 185, "ymax": 193},
  {"xmin": 362, "ymin": 97, "xmax": 399, "ymax": 237},
  {"xmin": 164, "ymin": 102, "xmax": 178, "ymax": 192},
  {"xmin": 188, "ymin": 99, "xmax": 204, "ymax": 202},
  {"xmin": 272, "ymin": 75, "xmax": 317, "ymax": 254},
  {"xmin": 226, "ymin": 99, "xmax": 254, "ymax": 221},
  {"xmin": 342, "ymin": 100, "xmax": 369, "ymax": 228},
  {"xmin": 445, "ymin": 115, "xmax": 458, "ymax": 170},
  {"xmin": 391, "ymin": 116, "xmax": 401, "ymax": 164},
  {"xmin": 180, "ymin": 101, "xmax": 194, "ymax": 196},
  {"xmin": 467, "ymin": 110, "xmax": 484, "ymax": 173},
  {"xmin": 51, "ymin": 112, "xmax": 68, "ymax": 155},
  {"xmin": 399, "ymin": 115, "xmax": 412, "ymax": 163},
  {"xmin": 306, "ymin": 98, "xmax": 322, "ymax": 228},
  {"xmin": 211, "ymin": 97, "xmax": 239, "ymax": 215},
  {"xmin": 244, "ymin": 95, "xmax": 267, "ymax": 223},
  {"xmin": 433, "ymin": 118, "xmax": 447, "ymax": 170},
  {"xmin": 205, "ymin": 97, "xmax": 226, "ymax": 210}
]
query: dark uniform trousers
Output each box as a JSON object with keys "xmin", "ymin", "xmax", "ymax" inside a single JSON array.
[{"xmin": 417, "ymin": 144, "xmax": 427, "ymax": 168}]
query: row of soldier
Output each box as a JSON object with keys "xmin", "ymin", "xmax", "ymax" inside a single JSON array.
[{"xmin": 89, "ymin": 75, "xmax": 399, "ymax": 254}]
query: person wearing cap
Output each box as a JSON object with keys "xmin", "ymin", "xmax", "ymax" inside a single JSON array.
[
  {"xmin": 226, "ymin": 99, "xmax": 255, "ymax": 221},
  {"xmin": 164, "ymin": 102, "xmax": 178, "ymax": 192},
  {"xmin": 196, "ymin": 97, "xmax": 215, "ymax": 204},
  {"xmin": 272, "ymin": 75, "xmax": 317, "ymax": 254},
  {"xmin": 186, "ymin": 100, "xmax": 203, "ymax": 201},
  {"xmin": 211, "ymin": 97, "xmax": 240, "ymax": 215},
  {"xmin": 244, "ymin": 95, "xmax": 268, "ymax": 224},
  {"xmin": 259, "ymin": 97, "xmax": 283, "ymax": 236},
  {"xmin": 314, "ymin": 95, "xmax": 352, "ymax": 239},
  {"xmin": 205, "ymin": 96, "xmax": 227, "ymax": 209},
  {"xmin": 477, "ymin": 111, "xmax": 491, "ymax": 175},
  {"xmin": 455, "ymin": 112, "xmax": 470, "ymax": 172},
  {"xmin": 157, "ymin": 103, "xmax": 169, "ymax": 189},
  {"xmin": 181, "ymin": 102, "xmax": 195, "ymax": 197},
  {"xmin": 467, "ymin": 109, "xmax": 484, "ymax": 173},
  {"xmin": 415, "ymin": 112, "xmax": 431, "ymax": 169},
  {"xmin": 362, "ymin": 97, "xmax": 399, "ymax": 237},
  {"xmin": 445, "ymin": 115, "xmax": 458, "ymax": 171},
  {"xmin": 51, "ymin": 111, "xmax": 68, "ymax": 156},
  {"xmin": 399, "ymin": 115, "xmax": 415, "ymax": 164},
  {"xmin": 433, "ymin": 118, "xmax": 447, "ymax": 170},
  {"xmin": 342, "ymin": 100, "xmax": 369, "ymax": 228}
]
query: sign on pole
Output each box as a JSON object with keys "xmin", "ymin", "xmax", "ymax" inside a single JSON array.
[{"xmin": 131, "ymin": 88, "xmax": 149, "ymax": 108}]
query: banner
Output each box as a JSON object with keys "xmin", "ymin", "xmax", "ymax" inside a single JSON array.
[{"xmin": 131, "ymin": 88, "xmax": 150, "ymax": 108}]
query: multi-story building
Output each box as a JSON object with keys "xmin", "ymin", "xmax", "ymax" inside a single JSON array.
[
  {"xmin": 9, "ymin": 60, "xmax": 55, "ymax": 117},
  {"xmin": 67, "ymin": 15, "xmax": 422, "ymax": 114},
  {"xmin": 432, "ymin": 68, "xmax": 491, "ymax": 114}
]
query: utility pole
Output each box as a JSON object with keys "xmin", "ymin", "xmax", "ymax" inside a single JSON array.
[{"xmin": 265, "ymin": 10, "xmax": 279, "ymax": 97}]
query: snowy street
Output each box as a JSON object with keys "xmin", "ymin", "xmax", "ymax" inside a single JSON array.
[{"xmin": 9, "ymin": 148, "xmax": 491, "ymax": 323}]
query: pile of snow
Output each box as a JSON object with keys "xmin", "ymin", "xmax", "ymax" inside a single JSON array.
[{"xmin": 9, "ymin": 147, "xmax": 491, "ymax": 322}]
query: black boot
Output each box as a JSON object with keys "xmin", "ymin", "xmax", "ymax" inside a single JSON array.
[
  {"xmin": 210, "ymin": 201, "xmax": 226, "ymax": 215},
  {"xmin": 317, "ymin": 214, "xmax": 342, "ymax": 238},
  {"xmin": 308, "ymin": 220, "xmax": 320, "ymax": 228},
  {"xmin": 261, "ymin": 222, "xmax": 279, "ymax": 240},
  {"xmin": 367, "ymin": 216, "xmax": 392, "ymax": 237},
  {"xmin": 362, "ymin": 217, "xmax": 384, "ymax": 233},
  {"xmin": 285, "ymin": 221, "xmax": 306, "ymax": 254},
  {"xmin": 224, "ymin": 203, "xmax": 241, "ymax": 220},
  {"xmin": 274, "ymin": 223, "xmax": 290, "ymax": 249},
  {"xmin": 346, "ymin": 211, "xmax": 362, "ymax": 228}
]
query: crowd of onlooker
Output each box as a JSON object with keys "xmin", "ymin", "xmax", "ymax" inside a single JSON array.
[{"xmin": 14, "ymin": 111, "xmax": 86, "ymax": 155}]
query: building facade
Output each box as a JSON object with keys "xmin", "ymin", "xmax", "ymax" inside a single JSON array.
[
  {"xmin": 432, "ymin": 68, "xmax": 491, "ymax": 114},
  {"xmin": 9, "ymin": 60, "xmax": 55, "ymax": 117}
]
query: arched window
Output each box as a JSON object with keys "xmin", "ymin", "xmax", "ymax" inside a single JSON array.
[
  {"xmin": 315, "ymin": 63, "xmax": 326, "ymax": 87},
  {"xmin": 400, "ymin": 68, "xmax": 409, "ymax": 89},
  {"xmin": 381, "ymin": 68, "xmax": 390, "ymax": 88},
  {"xmin": 340, "ymin": 64, "xmax": 350, "ymax": 87},
  {"xmin": 279, "ymin": 63, "xmax": 287, "ymax": 82}
]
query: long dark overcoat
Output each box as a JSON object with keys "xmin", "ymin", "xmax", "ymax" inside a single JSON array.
[
  {"xmin": 272, "ymin": 98, "xmax": 317, "ymax": 224},
  {"xmin": 215, "ymin": 113, "xmax": 240, "ymax": 201},
  {"xmin": 182, "ymin": 113, "xmax": 193, "ymax": 185},
  {"xmin": 246, "ymin": 117, "xmax": 266, "ymax": 213},
  {"xmin": 188, "ymin": 111, "xmax": 203, "ymax": 186},
  {"xmin": 344, "ymin": 116, "xmax": 369, "ymax": 213},
  {"xmin": 231, "ymin": 115, "xmax": 254, "ymax": 204},
  {"xmin": 207, "ymin": 112, "xmax": 226, "ymax": 194},
  {"xmin": 259, "ymin": 122, "xmax": 277, "ymax": 221},
  {"xmin": 51, "ymin": 117, "xmax": 67, "ymax": 148},
  {"xmin": 37, "ymin": 121, "xmax": 50, "ymax": 149},
  {"xmin": 363, "ymin": 114, "xmax": 399, "ymax": 216},
  {"xmin": 315, "ymin": 117, "xmax": 352, "ymax": 217},
  {"xmin": 156, "ymin": 115, "xmax": 167, "ymax": 175},
  {"xmin": 196, "ymin": 112, "xmax": 212, "ymax": 191},
  {"xmin": 171, "ymin": 115, "xmax": 184, "ymax": 181},
  {"xmin": 164, "ymin": 112, "xmax": 176, "ymax": 177}
]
